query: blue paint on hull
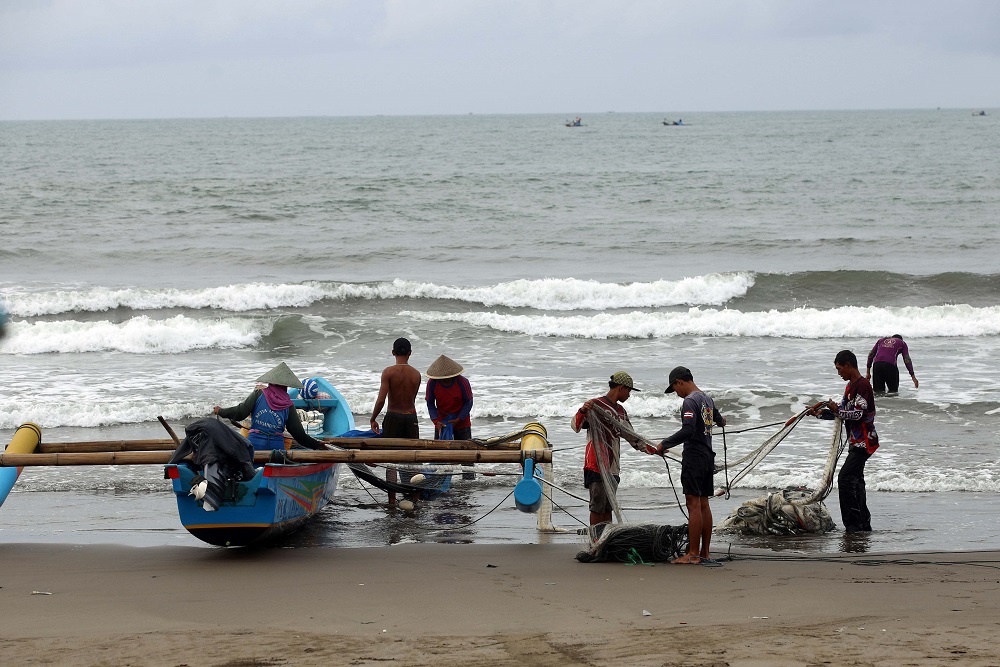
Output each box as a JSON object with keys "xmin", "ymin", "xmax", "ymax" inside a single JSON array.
[
  {"xmin": 167, "ymin": 461, "xmax": 342, "ymax": 547},
  {"xmin": 168, "ymin": 376, "xmax": 355, "ymax": 546}
]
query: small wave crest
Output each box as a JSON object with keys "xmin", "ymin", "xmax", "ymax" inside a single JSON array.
[
  {"xmin": 401, "ymin": 304, "xmax": 1000, "ymax": 339},
  {"xmin": 0, "ymin": 399, "xmax": 210, "ymax": 430},
  {"xmin": 1, "ymin": 315, "xmax": 267, "ymax": 354},
  {"xmin": 2, "ymin": 273, "xmax": 754, "ymax": 316},
  {"xmin": 3, "ymin": 283, "xmax": 326, "ymax": 316}
]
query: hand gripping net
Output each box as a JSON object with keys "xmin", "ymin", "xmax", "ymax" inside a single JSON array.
[{"xmin": 576, "ymin": 403, "xmax": 688, "ymax": 563}]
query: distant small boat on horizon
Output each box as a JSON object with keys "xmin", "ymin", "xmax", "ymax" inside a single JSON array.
[
  {"xmin": 663, "ymin": 118, "xmax": 684, "ymax": 126},
  {"xmin": 565, "ymin": 116, "xmax": 583, "ymax": 127}
]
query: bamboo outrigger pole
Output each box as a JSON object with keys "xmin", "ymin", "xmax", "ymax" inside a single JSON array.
[
  {"xmin": 0, "ymin": 449, "xmax": 551, "ymax": 467},
  {"xmin": 36, "ymin": 437, "xmax": 520, "ymax": 454},
  {"xmin": 37, "ymin": 440, "xmax": 178, "ymax": 453}
]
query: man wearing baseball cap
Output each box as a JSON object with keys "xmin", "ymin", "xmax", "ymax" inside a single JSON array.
[
  {"xmin": 655, "ymin": 366, "xmax": 726, "ymax": 564},
  {"xmin": 572, "ymin": 371, "xmax": 650, "ymax": 527}
]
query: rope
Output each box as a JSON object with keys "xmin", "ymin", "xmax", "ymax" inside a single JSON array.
[
  {"xmin": 408, "ymin": 489, "xmax": 516, "ymax": 533},
  {"xmin": 722, "ymin": 420, "xmax": 787, "ymax": 435},
  {"xmin": 541, "ymin": 488, "xmax": 589, "ymax": 528},
  {"xmin": 724, "ymin": 550, "xmax": 1000, "ymax": 570},
  {"xmin": 660, "ymin": 452, "xmax": 687, "ymax": 520}
]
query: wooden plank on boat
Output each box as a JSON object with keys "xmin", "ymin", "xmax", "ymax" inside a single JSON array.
[
  {"xmin": 323, "ymin": 437, "xmax": 521, "ymax": 450},
  {"xmin": 0, "ymin": 449, "xmax": 552, "ymax": 467}
]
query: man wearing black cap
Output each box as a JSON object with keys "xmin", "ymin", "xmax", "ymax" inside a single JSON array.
[
  {"xmin": 370, "ymin": 337, "xmax": 421, "ymax": 439},
  {"xmin": 655, "ymin": 366, "xmax": 726, "ymax": 564}
]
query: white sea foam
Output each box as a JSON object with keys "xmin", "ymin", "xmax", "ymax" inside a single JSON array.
[
  {"xmin": 361, "ymin": 274, "xmax": 756, "ymax": 310},
  {"xmin": 2, "ymin": 273, "xmax": 754, "ymax": 316},
  {"xmin": 0, "ymin": 315, "xmax": 267, "ymax": 354},
  {"xmin": 0, "ymin": 399, "xmax": 210, "ymax": 430},
  {"xmin": 4, "ymin": 284, "xmax": 327, "ymax": 316},
  {"xmin": 401, "ymin": 304, "xmax": 1000, "ymax": 339}
]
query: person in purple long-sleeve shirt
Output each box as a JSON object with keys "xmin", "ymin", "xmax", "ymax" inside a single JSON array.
[{"xmin": 866, "ymin": 334, "xmax": 919, "ymax": 393}]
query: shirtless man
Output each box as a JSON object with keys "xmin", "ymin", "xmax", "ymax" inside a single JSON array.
[
  {"xmin": 370, "ymin": 337, "xmax": 421, "ymax": 438},
  {"xmin": 370, "ymin": 338, "xmax": 422, "ymax": 503}
]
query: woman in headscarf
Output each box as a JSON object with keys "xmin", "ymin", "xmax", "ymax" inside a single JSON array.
[{"xmin": 213, "ymin": 362, "xmax": 326, "ymax": 451}]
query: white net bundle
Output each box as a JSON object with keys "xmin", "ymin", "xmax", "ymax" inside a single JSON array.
[{"xmin": 718, "ymin": 416, "xmax": 844, "ymax": 535}]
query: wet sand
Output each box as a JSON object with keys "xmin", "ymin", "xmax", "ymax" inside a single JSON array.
[{"xmin": 2, "ymin": 542, "xmax": 1000, "ymax": 666}]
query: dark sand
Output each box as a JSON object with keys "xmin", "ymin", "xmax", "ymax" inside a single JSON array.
[{"xmin": 2, "ymin": 543, "xmax": 1000, "ymax": 666}]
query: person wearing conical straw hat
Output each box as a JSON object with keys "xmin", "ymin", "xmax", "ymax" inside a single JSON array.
[
  {"xmin": 426, "ymin": 354, "xmax": 475, "ymax": 479},
  {"xmin": 213, "ymin": 362, "xmax": 326, "ymax": 451}
]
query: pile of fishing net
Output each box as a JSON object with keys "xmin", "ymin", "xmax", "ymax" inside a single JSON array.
[
  {"xmin": 576, "ymin": 523, "xmax": 689, "ymax": 563},
  {"xmin": 571, "ymin": 404, "xmax": 845, "ymax": 555},
  {"xmin": 717, "ymin": 486, "xmax": 836, "ymax": 535},
  {"xmin": 717, "ymin": 413, "xmax": 845, "ymax": 535}
]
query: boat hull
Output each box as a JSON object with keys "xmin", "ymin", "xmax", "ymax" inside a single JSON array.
[{"xmin": 167, "ymin": 460, "xmax": 341, "ymax": 547}]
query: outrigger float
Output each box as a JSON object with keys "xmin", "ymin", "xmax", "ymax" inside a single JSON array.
[{"xmin": 0, "ymin": 379, "xmax": 553, "ymax": 547}]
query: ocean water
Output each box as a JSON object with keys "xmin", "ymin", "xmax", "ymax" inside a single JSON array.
[{"xmin": 1, "ymin": 110, "xmax": 998, "ymax": 552}]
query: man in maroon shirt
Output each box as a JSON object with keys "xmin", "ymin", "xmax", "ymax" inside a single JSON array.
[{"xmin": 808, "ymin": 350, "xmax": 878, "ymax": 532}]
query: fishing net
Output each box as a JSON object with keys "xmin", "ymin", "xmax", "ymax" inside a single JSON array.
[
  {"xmin": 576, "ymin": 523, "xmax": 689, "ymax": 563},
  {"xmin": 575, "ymin": 405, "xmax": 844, "ymax": 557},
  {"xmin": 717, "ymin": 486, "xmax": 836, "ymax": 535},
  {"xmin": 575, "ymin": 403, "xmax": 689, "ymax": 562},
  {"xmin": 718, "ymin": 417, "xmax": 844, "ymax": 535}
]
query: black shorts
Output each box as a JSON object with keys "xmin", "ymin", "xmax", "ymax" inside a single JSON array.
[
  {"xmin": 382, "ymin": 412, "xmax": 419, "ymax": 439},
  {"xmin": 680, "ymin": 455, "xmax": 715, "ymax": 497},
  {"xmin": 872, "ymin": 361, "xmax": 900, "ymax": 393}
]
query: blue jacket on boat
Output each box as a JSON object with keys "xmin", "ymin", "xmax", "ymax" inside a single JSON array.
[{"xmin": 216, "ymin": 389, "xmax": 326, "ymax": 451}]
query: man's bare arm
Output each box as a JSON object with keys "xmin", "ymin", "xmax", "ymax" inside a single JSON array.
[{"xmin": 370, "ymin": 369, "xmax": 391, "ymax": 434}]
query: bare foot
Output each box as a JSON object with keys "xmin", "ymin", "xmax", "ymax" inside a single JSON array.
[{"xmin": 672, "ymin": 554, "xmax": 702, "ymax": 564}]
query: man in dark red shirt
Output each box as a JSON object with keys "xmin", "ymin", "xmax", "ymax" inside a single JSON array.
[
  {"xmin": 425, "ymin": 355, "xmax": 474, "ymax": 440},
  {"xmin": 808, "ymin": 349, "xmax": 878, "ymax": 532}
]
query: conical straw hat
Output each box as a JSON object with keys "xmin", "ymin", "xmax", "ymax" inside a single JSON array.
[
  {"xmin": 256, "ymin": 362, "xmax": 303, "ymax": 389},
  {"xmin": 426, "ymin": 355, "xmax": 464, "ymax": 380}
]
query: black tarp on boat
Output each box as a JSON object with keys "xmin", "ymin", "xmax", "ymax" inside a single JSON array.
[{"xmin": 168, "ymin": 417, "xmax": 256, "ymax": 510}]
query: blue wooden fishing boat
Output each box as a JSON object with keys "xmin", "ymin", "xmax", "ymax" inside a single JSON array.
[
  {"xmin": 2, "ymin": 379, "xmax": 552, "ymax": 548},
  {"xmin": 164, "ymin": 377, "xmax": 354, "ymax": 547}
]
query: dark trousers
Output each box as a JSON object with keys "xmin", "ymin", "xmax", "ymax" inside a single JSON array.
[
  {"xmin": 871, "ymin": 361, "xmax": 899, "ymax": 393},
  {"xmin": 838, "ymin": 447, "xmax": 872, "ymax": 532},
  {"xmin": 436, "ymin": 425, "xmax": 474, "ymax": 479}
]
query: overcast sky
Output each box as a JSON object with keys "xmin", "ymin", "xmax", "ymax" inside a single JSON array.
[{"xmin": 1, "ymin": 0, "xmax": 998, "ymax": 120}]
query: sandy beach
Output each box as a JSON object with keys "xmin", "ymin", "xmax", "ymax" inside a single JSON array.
[{"xmin": 2, "ymin": 543, "xmax": 999, "ymax": 666}]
